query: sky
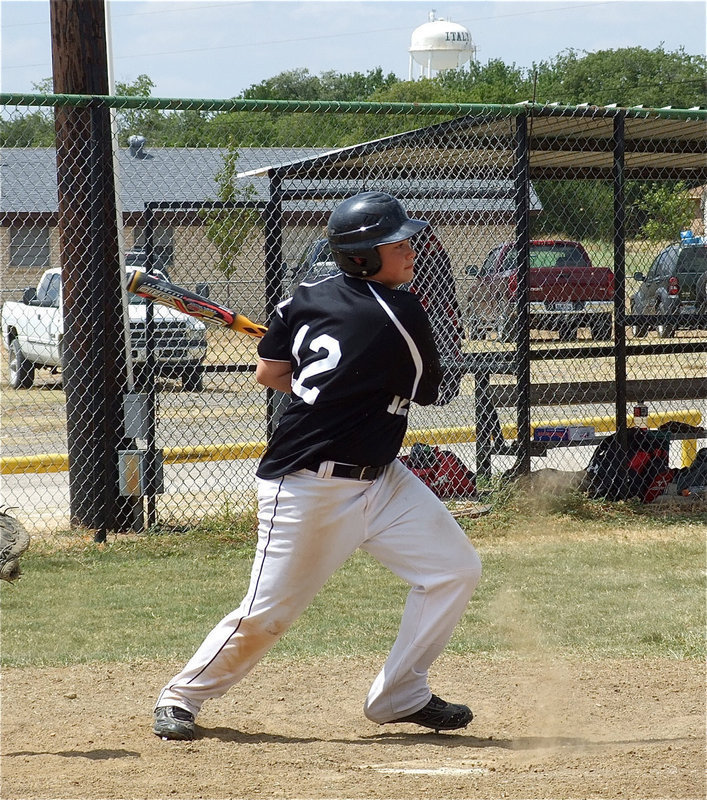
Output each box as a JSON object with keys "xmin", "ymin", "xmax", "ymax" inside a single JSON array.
[{"xmin": 1, "ymin": 0, "xmax": 705, "ymax": 100}]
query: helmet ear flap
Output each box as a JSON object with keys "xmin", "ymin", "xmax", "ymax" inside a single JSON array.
[{"xmin": 335, "ymin": 249, "xmax": 382, "ymax": 277}]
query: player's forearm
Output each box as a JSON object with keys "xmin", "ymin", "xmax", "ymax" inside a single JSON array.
[{"xmin": 255, "ymin": 359, "xmax": 293, "ymax": 394}]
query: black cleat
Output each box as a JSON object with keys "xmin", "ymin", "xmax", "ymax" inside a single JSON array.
[
  {"xmin": 384, "ymin": 694, "xmax": 473, "ymax": 732},
  {"xmin": 153, "ymin": 706, "xmax": 195, "ymax": 740}
]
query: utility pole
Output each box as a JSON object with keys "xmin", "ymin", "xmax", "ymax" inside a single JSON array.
[{"xmin": 49, "ymin": 0, "xmax": 139, "ymax": 539}]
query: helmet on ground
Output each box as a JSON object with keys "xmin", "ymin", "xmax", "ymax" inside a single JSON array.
[{"xmin": 327, "ymin": 191, "xmax": 428, "ymax": 277}]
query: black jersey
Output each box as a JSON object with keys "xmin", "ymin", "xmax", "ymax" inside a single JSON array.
[{"xmin": 256, "ymin": 272, "xmax": 443, "ymax": 479}]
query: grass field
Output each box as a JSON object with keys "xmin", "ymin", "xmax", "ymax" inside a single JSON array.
[{"xmin": 2, "ymin": 491, "xmax": 704, "ymax": 668}]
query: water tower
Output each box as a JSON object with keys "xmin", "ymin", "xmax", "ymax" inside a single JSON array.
[{"xmin": 409, "ymin": 10, "xmax": 476, "ymax": 79}]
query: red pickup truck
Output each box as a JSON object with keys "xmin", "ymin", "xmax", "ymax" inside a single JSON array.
[{"xmin": 465, "ymin": 240, "xmax": 614, "ymax": 342}]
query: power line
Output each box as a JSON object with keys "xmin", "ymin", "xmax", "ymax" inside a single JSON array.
[
  {"xmin": 4, "ymin": 1, "xmax": 617, "ymax": 68},
  {"xmin": 3, "ymin": 1, "xmax": 242, "ymax": 27}
]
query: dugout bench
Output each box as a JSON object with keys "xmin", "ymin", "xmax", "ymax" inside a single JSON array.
[{"xmin": 456, "ymin": 349, "xmax": 707, "ymax": 481}]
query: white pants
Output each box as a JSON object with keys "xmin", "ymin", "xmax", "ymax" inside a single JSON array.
[{"xmin": 156, "ymin": 458, "xmax": 482, "ymax": 723}]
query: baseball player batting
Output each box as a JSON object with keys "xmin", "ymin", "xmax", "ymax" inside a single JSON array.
[{"xmin": 153, "ymin": 191, "xmax": 482, "ymax": 740}]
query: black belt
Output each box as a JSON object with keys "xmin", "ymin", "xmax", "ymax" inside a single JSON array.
[{"xmin": 308, "ymin": 462, "xmax": 385, "ymax": 481}]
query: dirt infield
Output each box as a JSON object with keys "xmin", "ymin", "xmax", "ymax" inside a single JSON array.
[{"xmin": 2, "ymin": 655, "xmax": 704, "ymax": 800}]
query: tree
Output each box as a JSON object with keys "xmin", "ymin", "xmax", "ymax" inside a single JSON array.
[
  {"xmin": 0, "ymin": 110, "xmax": 55, "ymax": 146},
  {"xmin": 112, "ymin": 74, "xmax": 164, "ymax": 143},
  {"xmin": 318, "ymin": 67, "xmax": 399, "ymax": 100},
  {"xmin": 0, "ymin": 79, "xmax": 54, "ymax": 145},
  {"xmin": 531, "ymin": 46, "xmax": 707, "ymax": 107},
  {"xmin": 636, "ymin": 182, "xmax": 694, "ymax": 241},
  {"xmin": 202, "ymin": 142, "xmax": 263, "ymax": 279},
  {"xmin": 433, "ymin": 59, "xmax": 532, "ymax": 103},
  {"xmin": 531, "ymin": 181, "xmax": 614, "ymax": 240},
  {"xmin": 242, "ymin": 68, "xmax": 324, "ymax": 101}
]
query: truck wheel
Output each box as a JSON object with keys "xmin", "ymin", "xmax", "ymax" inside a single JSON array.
[
  {"xmin": 8, "ymin": 338, "xmax": 34, "ymax": 389},
  {"xmin": 590, "ymin": 315, "xmax": 613, "ymax": 341},
  {"xmin": 182, "ymin": 365, "xmax": 204, "ymax": 392}
]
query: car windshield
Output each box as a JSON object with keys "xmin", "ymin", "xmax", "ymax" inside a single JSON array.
[
  {"xmin": 292, "ymin": 239, "xmax": 340, "ymax": 285},
  {"xmin": 677, "ymin": 247, "xmax": 707, "ymax": 274},
  {"xmin": 498, "ymin": 244, "xmax": 589, "ymax": 271},
  {"xmin": 305, "ymin": 261, "xmax": 339, "ymax": 281},
  {"xmin": 307, "ymin": 240, "xmax": 332, "ymax": 264},
  {"xmin": 529, "ymin": 245, "xmax": 588, "ymax": 268}
]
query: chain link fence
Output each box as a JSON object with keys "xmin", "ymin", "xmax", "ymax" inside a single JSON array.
[{"xmin": 1, "ymin": 95, "xmax": 705, "ymax": 538}]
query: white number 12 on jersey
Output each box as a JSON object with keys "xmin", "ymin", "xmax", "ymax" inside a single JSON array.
[{"xmin": 291, "ymin": 325, "xmax": 342, "ymax": 405}]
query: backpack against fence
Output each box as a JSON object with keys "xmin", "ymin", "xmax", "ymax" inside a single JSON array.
[
  {"xmin": 583, "ymin": 428, "xmax": 671, "ymax": 503},
  {"xmin": 400, "ymin": 443, "xmax": 476, "ymax": 498}
]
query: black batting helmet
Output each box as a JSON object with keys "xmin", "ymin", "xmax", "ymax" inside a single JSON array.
[{"xmin": 327, "ymin": 191, "xmax": 428, "ymax": 277}]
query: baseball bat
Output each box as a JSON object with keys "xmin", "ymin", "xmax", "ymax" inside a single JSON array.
[{"xmin": 126, "ymin": 270, "xmax": 267, "ymax": 339}]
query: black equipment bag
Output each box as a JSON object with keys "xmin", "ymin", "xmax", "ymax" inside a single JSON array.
[{"xmin": 584, "ymin": 428, "xmax": 671, "ymax": 502}]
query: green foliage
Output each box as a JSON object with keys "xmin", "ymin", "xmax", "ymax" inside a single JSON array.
[
  {"xmin": 319, "ymin": 67, "xmax": 400, "ymax": 100},
  {"xmin": 636, "ymin": 181, "xmax": 695, "ymax": 240},
  {"xmin": 435, "ymin": 59, "xmax": 533, "ymax": 103},
  {"xmin": 111, "ymin": 74, "xmax": 164, "ymax": 143},
  {"xmin": 0, "ymin": 110, "xmax": 54, "ymax": 146},
  {"xmin": 235, "ymin": 45, "xmax": 705, "ymax": 110},
  {"xmin": 242, "ymin": 67, "xmax": 398, "ymax": 101},
  {"xmin": 0, "ymin": 75, "xmax": 56, "ymax": 145},
  {"xmin": 243, "ymin": 67, "xmax": 327, "ymax": 101},
  {"xmin": 4, "ymin": 46, "xmax": 704, "ymax": 151},
  {"xmin": 532, "ymin": 46, "xmax": 707, "ymax": 107},
  {"xmin": 531, "ymin": 180, "xmax": 614, "ymax": 240},
  {"xmin": 202, "ymin": 141, "xmax": 263, "ymax": 279},
  {"xmin": 114, "ymin": 73, "xmax": 155, "ymax": 98}
]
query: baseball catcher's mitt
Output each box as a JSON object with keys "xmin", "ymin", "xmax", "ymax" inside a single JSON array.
[{"xmin": 0, "ymin": 508, "xmax": 30, "ymax": 583}]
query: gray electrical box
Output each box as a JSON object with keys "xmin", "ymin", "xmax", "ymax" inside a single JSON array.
[
  {"xmin": 123, "ymin": 392, "xmax": 150, "ymax": 439},
  {"xmin": 118, "ymin": 450, "xmax": 164, "ymax": 496}
]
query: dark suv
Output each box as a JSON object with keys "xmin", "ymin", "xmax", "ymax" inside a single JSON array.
[
  {"xmin": 630, "ymin": 236, "xmax": 707, "ymax": 337},
  {"xmin": 284, "ymin": 239, "xmax": 340, "ymax": 293}
]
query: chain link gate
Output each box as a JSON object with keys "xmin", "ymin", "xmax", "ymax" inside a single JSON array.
[{"xmin": 1, "ymin": 95, "xmax": 705, "ymax": 538}]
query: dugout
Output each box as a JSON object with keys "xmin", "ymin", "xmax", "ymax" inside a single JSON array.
[{"xmin": 236, "ymin": 103, "xmax": 707, "ymax": 476}]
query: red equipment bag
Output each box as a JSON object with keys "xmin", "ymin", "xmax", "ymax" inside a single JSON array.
[{"xmin": 400, "ymin": 443, "xmax": 476, "ymax": 499}]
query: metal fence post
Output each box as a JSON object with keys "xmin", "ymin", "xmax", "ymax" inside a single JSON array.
[
  {"xmin": 264, "ymin": 173, "xmax": 287, "ymax": 438},
  {"xmin": 514, "ymin": 112, "xmax": 532, "ymax": 475},
  {"xmin": 613, "ymin": 112, "xmax": 628, "ymax": 449}
]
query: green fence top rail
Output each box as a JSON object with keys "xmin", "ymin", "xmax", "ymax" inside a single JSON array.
[{"xmin": 1, "ymin": 92, "xmax": 705, "ymax": 120}]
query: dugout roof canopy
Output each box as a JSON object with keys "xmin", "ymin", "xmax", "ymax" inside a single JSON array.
[{"xmin": 238, "ymin": 104, "xmax": 707, "ymax": 185}]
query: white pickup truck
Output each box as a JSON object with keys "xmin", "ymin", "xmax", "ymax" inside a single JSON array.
[{"xmin": 2, "ymin": 266, "xmax": 208, "ymax": 391}]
